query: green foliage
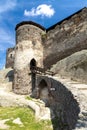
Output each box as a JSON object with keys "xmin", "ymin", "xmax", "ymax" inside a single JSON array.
[{"xmin": 0, "ymin": 107, "xmax": 52, "ymax": 130}]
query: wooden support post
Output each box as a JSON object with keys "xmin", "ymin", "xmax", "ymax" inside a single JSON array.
[{"xmin": 31, "ymin": 70, "xmax": 36, "ymax": 92}]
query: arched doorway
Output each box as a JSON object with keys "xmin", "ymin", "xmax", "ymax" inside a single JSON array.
[
  {"xmin": 30, "ymin": 58, "xmax": 36, "ymax": 70},
  {"xmin": 38, "ymin": 79, "xmax": 49, "ymax": 104},
  {"xmin": 30, "ymin": 58, "xmax": 36, "ymax": 92}
]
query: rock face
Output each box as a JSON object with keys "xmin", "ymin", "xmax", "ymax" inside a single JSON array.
[
  {"xmin": 13, "ymin": 21, "xmax": 45, "ymax": 94},
  {"xmin": 51, "ymin": 50, "xmax": 87, "ymax": 83}
]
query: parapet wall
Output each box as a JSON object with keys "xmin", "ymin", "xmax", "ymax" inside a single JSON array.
[{"xmin": 44, "ymin": 8, "xmax": 87, "ymax": 68}]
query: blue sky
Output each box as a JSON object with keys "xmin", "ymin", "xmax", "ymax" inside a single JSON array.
[{"xmin": 0, "ymin": 0, "xmax": 87, "ymax": 69}]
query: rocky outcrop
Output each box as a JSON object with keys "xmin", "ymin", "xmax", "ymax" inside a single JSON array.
[{"xmin": 51, "ymin": 50, "xmax": 87, "ymax": 83}]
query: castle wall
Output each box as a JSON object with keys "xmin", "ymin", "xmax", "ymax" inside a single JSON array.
[
  {"xmin": 5, "ymin": 8, "xmax": 87, "ymax": 95},
  {"xmin": 5, "ymin": 48, "xmax": 15, "ymax": 68},
  {"xmin": 13, "ymin": 23, "xmax": 45, "ymax": 94},
  {"xmin": 44, "ymin": 8, "xmax": 87, "ymax": 68}
]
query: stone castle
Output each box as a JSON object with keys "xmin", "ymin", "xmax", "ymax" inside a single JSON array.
[
  {"xmin": 5, "ymin": 7, "xmax": 87, "ymax": 95},
  {"xmin": 3, "ymin": 7, "xmax": 87, "ymax": 129}
]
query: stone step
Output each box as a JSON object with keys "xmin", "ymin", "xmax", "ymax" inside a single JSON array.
[{"xmin": 0, "ymin": 82, "xmax": 12, "ymax": 92}]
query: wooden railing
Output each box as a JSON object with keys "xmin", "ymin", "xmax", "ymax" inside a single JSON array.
[{"xmin": 30, "ymin": 66, "xmax": 54, "ymax": 76}]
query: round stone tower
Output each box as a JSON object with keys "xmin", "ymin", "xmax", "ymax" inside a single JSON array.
[{"xmin": 13, "ymin": 21, "xmax": 45, "ymax": 94}]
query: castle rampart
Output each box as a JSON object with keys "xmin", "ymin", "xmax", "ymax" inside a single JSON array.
[{"xmin": 43, "ymin": 7, "xmax": 87, "ymax": 68}]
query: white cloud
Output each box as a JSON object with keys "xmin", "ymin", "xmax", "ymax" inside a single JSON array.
[
  {"xmin": 0, "ymin": 0, "xmax": 17, "ymax": 13},
  {"xmin": 24, "ymin": 4, "xmax": 55, "ymax": 18}
]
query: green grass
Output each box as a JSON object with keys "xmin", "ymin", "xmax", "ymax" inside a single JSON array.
[
  {"xmin": 0, "ymin": 107, "xmax": 52, "ymax": 130},
  {"xmin": 25, "ymin": 96, "xmax": 33, "ymax": 100}
]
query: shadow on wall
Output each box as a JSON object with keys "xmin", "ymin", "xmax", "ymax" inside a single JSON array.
[
  {"xmin": 5, "ymin": 70, "xmax": 14, "ymax": 82},
  {"xmin": 35, "ymin": 76, "xmax": 80, "ymax": 130}
]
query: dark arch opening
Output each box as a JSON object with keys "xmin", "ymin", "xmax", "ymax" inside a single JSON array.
[
  {"xmin": 38, "ymin": 79, "xmax": 49, "ymax": 105},
  {"xmin": 38, "ymin": 79, "xmax": 47, "ymax": 88},
  {"xmin": 30, "ymin": 58, "xmax": 36, "ymax": 70}
]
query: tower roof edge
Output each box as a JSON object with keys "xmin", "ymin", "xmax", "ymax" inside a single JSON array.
[{"xmin": 15, "ymin": 21, "xmax": 46, "ymax": 31}]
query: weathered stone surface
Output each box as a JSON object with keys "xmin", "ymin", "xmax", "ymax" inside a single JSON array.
[
  {"xmin": 0, "ymin": 119, "xmax": 10, "ymax": 129},
  {"xmin": 13, "ymin": 23, "xmax": 45, "ymax": 94},
  {"xmin": 5, "ymin": 8, "xmax": 87, "ymax": 95},
  {"xmin": 12, "ymin": 118, "xmax": 23, "ymax": 125},
  {"xmin": 0, "ymin": 68, "xmax": 14, "ymax": 83},
  {"xmin": 52, "ymin": 75, "xmax": 87, "ymax": 130},
  {"xmin": 51, "ymin": 50, "xmax": 87, "ymax": 83},
  {"xmin": 0, "ymin": 70, "xmax": 51, "ymax": 121},
  {"xmin": 5, "ymin": 48, "xmax": 15, "ymax": 68},
  {"xmin": 0, "ymin": 68, "xmax": 87, "ymax": 129},
  {"xmin": 44, "ymin": 8, "xmax": 87, "ymax": 68},
  {"xmin": 2, "ymin": 8, "xmax": 87, "ymax": 129},
  {"xmin": 34, "ymin": 76, "xmax": 80, "ymax": 130}
]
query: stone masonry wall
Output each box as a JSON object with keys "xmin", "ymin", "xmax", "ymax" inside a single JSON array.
[
  {"xmin": 6, "ymin": 8, "xmax": 87, "ymax": 94},
  {"xmin": 13, "ymin": 23, "xmax": 45, "ymax": 94},
  {"xmin": 44, "ymin": 8, "xmax": 87, "ymax": 68},
  {"xmin": 34, "ymin": 76, "xmax": 80, "ymax": 130},
  {"xmin": 5, "ymin": 48, "xmax": 15, "ymax": 68}
]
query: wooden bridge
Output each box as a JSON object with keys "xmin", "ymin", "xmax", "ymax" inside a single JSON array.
[{"xmin": 30, "ymin": 66, "xmax": 54, "ymax": 76}]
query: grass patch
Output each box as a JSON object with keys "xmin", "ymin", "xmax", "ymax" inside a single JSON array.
[
  {"xmin": 0, "ymin": 107, "xmax": 52, "ymax": 130},
  {"xmin": 25, "ymin": 96, "xmax": 33, "ymax": 100}
]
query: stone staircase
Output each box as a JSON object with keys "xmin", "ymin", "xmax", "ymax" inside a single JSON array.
[{"xmin": 53, "ymin": 75, "xmax": 87, "ymax": 130}]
